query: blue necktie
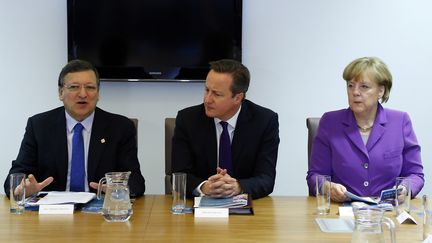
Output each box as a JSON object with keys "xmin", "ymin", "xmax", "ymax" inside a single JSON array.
[
  {"xmin": 70, "ymin": 123, "xmax": 85, "ymax": 192},
  {"xmin": 219, "ymin": 121, "xmax": 233, "ymax": 175}
]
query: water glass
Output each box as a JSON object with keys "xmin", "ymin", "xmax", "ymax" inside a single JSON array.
[
  {"xmin": 395, "ymin": 177, "xmax": 411, "ymax": 214},
  {"xmin": 316, "ymin": 175, "xmax": 331, "ymax": 215},
  {"xmin": 9, "ymin": 173, "xmax": 26, "ymax": 214},
  {"xmin": 172, "ymin": 172, "xmax": 187, "ymax": 214},
  {"xmin": 423, "ymin": 195, "xmax": 432, "ymax": 240}
]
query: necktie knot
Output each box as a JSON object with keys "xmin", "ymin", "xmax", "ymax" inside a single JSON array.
[
  {"xmin": 220, "ymin": 121, "xmax": 228, "ymax": 131},
  {"xmin": 74, "ymin": 123, "xmax": 84, "ymax": 133}
]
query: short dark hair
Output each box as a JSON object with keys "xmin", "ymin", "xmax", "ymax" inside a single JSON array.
[
  {"xmin": 58, "ymin": 59, "xmax": 100, "ymax": 88},
  {"xmin": 209, "ymin": 59, "xmax": 250, "ymax": 98}
]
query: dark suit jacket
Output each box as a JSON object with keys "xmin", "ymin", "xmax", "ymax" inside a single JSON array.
[
  {"xmin": 172, "ymin": 100, "xmax": 279, "ymax": 199},
  {"xmin": 4, "ymin": 107, "xmax": 145, "ymax": 197}
]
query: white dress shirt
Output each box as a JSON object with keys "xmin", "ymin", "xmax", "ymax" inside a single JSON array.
[{"xmin": 65, "ymin": 111, "xmax": 94, "ymax": 192}]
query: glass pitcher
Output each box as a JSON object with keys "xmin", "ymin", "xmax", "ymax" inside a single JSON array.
[
  {"xmin": 351, "ymin": 207, "xmax": 395, "ymax": 243},
  {"xmin": 97, "ymin": 171, "xmax": 132, "ymax": 222}
]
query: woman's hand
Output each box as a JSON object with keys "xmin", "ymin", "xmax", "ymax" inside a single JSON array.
[{"xmin": 329, "ymin": 182, "xmax": 348, "ymax": 202}]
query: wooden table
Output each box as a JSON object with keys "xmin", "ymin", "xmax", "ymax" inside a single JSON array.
[{"xmin": 0, "ymin": 195, "xmax": 424, "ymax": 242}]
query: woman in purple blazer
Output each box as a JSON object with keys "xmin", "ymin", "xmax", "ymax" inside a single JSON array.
[{"xmin": 306, "ymin": 57, "xmax": 424, "ymax": 202}]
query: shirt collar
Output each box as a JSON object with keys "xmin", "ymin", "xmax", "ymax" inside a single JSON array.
[
  {"xmin": 214, "ymin": 105, "xmax": 242, "ymax": 129},
  {"xmin": 65, "ymin": 111, "xmax": 95, "ymax": 133}
]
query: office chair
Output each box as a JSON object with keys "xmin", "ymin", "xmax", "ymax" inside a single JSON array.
[
  {"xmin": 306, "ymin": 117, "xmax": 320, "ymax": 170},
  {"xmin": 165, "ymin": 118, "xmax": 176, "ymax": 194}
]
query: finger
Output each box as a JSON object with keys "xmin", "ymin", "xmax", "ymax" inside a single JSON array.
[
  {"xmin": 209, "ymin": 180, "xmax": 225, "ymax": 190},
  {"xmin": 217, "ymin": 168, "xmax": 227, "ymax": 175},
  {"xmin": 89, "ymin": 182, "xmax": 99, "ymax": 190},
  {"xmin": 27, "ymin": 174, "xmax": 38, "ymax": 184},
  {"xmin": 39, "ymin": 177, "xmax": 54, "ymax": 189},
  {"xmin": 208, "ymin": 173, "xmax": 224, "ymax": 182},
  {"xmin": 222, "ymin": 176, "xmax": 237, "ymax": 183}
]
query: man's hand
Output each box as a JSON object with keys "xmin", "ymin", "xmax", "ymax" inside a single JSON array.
[
  {"xmin": 89, "ymin": 182, "xmax": 106, "ymax": 193},
  {"xmin": 201, "ymin": 167, "xmax": 242, "ymax": 198},
  {"xmin": 23, "ymin": 174, "xmax": 53, "ymax": 197}
]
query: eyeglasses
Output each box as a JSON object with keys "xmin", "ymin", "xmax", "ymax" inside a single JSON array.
[{"xmin": 63, "ymin": 83, "xmax": 98, "ymax": 92}]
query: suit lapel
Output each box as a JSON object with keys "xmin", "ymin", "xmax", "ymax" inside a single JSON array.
[
  {"xmin": 231, "ymin": 101, "xmax": 250, "ymax": 174},
  {"xmin": 366, "ymin": 105, "xmax": 387, "ymax": 151},
  {"xmin": 202, "ymin": 113, "xmax": 217, "ymax": 170},
  {"xmin": 343, "ymin": 109, "xmax": 369, "ymax": 158},
  {"xmin": 53, "ymin": 108, "xmax": 68, "ymax": 188},
  {"xmin": 87, "ymin": 108, "xmax": 108, "ymax": 180}
]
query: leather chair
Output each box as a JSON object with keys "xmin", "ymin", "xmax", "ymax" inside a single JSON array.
[
  {"xmin": 306, "ymin": 117, "xmax": 320, "ymax": 169},
  {"xmin": 165, "ymin": 118, "xmax": 176, "ymax": 194}
]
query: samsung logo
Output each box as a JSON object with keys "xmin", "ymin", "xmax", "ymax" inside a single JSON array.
[{"xmin": 149, "ymin": 71, "xmax": 162, "ymax": 75}]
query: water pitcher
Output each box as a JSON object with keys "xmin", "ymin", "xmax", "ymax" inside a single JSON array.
[
  {"xmin": 351, "ymin": 207, "xmax": 395, "ymax": 243},
  {"xmin": 97, "ymin": 171, "xmax": 132, "ymax": 222}
]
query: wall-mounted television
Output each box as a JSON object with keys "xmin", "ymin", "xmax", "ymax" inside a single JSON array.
[{"xmin": 67, "ymin": 0, "xmax": 242, "ymax": 82}]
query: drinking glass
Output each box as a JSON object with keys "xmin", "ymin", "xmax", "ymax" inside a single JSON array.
[
  {"xmin": 172, "ymin": 172, "xmax": 187, "ymax": 214},
  {"xmin": 316, "ymin": 175, "xmax": 331, "ymax": 215},
  {"xmin": 9, "ymin": 173, "xmax": 26, "ymax": 214},
  {"xmin": 395, "ymin": 177, "xmax": 411, "ymax": 214},
  {"xmin": 423, "ymin": 195, "xmax": 432, "ymax": 240}
]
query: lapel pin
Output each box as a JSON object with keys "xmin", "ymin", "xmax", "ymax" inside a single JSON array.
[{"xmin": 101, "ymin": 138, "xmax": 106, "ymax": 144}]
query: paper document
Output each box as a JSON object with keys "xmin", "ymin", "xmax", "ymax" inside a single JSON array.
[
  {"xmin": 195, "ymin": 193, "xmax": 248, "ymax": 208},
  {"xmin": 194, "ymin": 193, "xmax": 253, "ymax": 215},
  {"xmin": 345, "ymin": 188, "xmax": 402, "ymax": 204},
  {"xmin": 27, "ymin": 191, "xmax": 96, "ymax": 205}
]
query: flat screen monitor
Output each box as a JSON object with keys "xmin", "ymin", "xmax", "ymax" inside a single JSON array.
[{"xmin": 67, "ymin": 0, "xmax": 242, "ymax": 82}]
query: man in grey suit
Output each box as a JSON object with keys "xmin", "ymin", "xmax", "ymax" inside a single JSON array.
[
  {"xmin": 172, "ymin": 59, "xmax": 279, "ymax": 199},
  {"xmin": 4, "ymin": 60, "xmax": 145, "ymax": 197}
]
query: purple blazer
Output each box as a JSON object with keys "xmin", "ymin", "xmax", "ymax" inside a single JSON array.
[{"xmin": 306, "ymin": 104, "xmax": 424, "ymax": 198}]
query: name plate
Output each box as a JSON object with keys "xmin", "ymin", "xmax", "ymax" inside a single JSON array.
[
  {"xmin": 39, "ymin": 204, "xmax": 75, "ymax": 214},
  {"xmin": 194, "ymin": 208, "xmax": 229, "ymax": 218},
  {"xmin": 396, "ymin": 210, "xmax": 417, "ymax": 224},
  {"xmin": 338, "ymin": 206, "xmax": 354, "ymax": 217}
]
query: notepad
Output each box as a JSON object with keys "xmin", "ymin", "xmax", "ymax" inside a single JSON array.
[{"xmin": 315, "ymin": 218, "xmax": 354, "ymax": 233}]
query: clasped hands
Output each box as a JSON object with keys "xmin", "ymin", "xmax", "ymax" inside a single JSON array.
[
  {"xmin": 200, "ymin": 167, "xmax": 242, "ymax": 198},
  {"xmin": 15, "ymin": 174, "xmax": 105, "ymax": 197}
]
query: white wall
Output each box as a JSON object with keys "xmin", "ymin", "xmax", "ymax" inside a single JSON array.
[{"xmin": 0, "ymin": 0, "xmax": 430, "ymax": 196}]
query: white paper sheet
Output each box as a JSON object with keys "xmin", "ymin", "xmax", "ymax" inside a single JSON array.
[{"xmin": 28, "ymin": 191, "xmax": 96, "ymax": 205}]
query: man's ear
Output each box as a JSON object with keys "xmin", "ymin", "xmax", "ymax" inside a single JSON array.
[
  {"xmin": 234, "ymin": 92, "xmax": 244, "ymax": 102},
  {"xmin": 59, "ymin": 88, "xmax": 64, "ymax": 101}
]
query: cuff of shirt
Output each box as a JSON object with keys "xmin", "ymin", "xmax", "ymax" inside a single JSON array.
[{"xmin": 193, "ymin": 180, "xmax": 207, "ymax": 197}]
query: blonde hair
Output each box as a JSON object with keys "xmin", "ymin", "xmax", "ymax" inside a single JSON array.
[{"xmin": 343, "ymin": 57, "xmax": 392, "ymax": 103}]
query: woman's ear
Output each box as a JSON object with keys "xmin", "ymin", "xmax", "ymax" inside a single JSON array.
[{"xmin": 379, "ymin": 85, "xmax": 385, "ymax": 99}]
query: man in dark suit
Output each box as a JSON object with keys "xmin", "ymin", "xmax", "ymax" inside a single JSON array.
[
  {"xmin": 4, "ymin": 60, "xmax": 145, "ymax": 197},
  {"xmin": 172, "ymin": 59, "xmax": 279, "ymax": 199}
]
